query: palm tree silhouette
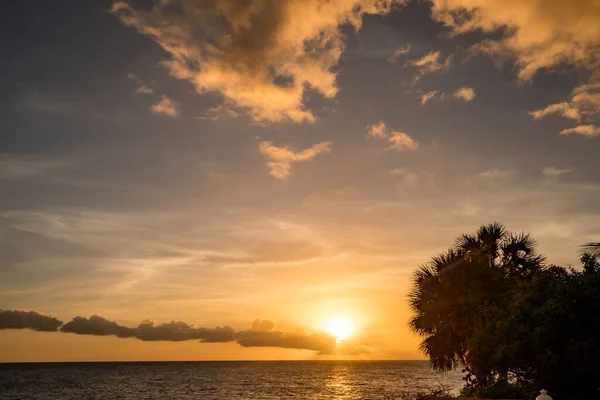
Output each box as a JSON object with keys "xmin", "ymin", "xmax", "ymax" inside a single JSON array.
[
  {"xmin": 408, "ymin": 223, "xmax": 544, "ymax": 374},
  {"xmin": 582, "ymin": 242, "xmax": 600, "ymax": 257}
]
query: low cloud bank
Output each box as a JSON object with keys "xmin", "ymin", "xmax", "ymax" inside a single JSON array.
[
  {"xmin": 0, "ymin": 309, "xmax": 63, "ymax": 332},
  {"xmin": 1, "ymin": 310, "xmax": 368, "ymax": 354},
  {"xmin": 61, "ymin": 315, "xmax": 137, "ymax": 338}
]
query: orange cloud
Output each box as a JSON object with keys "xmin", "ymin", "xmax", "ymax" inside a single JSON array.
[
  {"xmin": 453, "ymin": 87, "xmax": 476, "ymax": 102},
  {"xmin": 409, "ymin": 50, "xmax": 452, "ymax": 81},
  {"xmin": 429, "ymin": 0, "xmax": 600, "ymax": 81},
  {"xmin": 560, "ymin": 125, "xmax": 600, "ymax": 137},
  {"xmin": 387, "ymin": 44, "xmax": 412, "ymax": 64},
  {"xmin": 127, "ymin": 74, "xmax": 154, "ymax": 95},
  {"xmin": 259, "ymin": 141, "xmax": 332, "ymax": 179},
  {"xmin": 530, "ymin": 102, "xmax": 581, "ymax": 122},
  {"xmin": 150, "ymin": 95, "xmax": 180, "ymax": 117},
  {"xmin": 531, "ymin": 72, "xmax": 600, "ymax": 135},
  {"xmin": 111, "ymin": 0, "xmax": 401, "ymax": 124},
  {"xmin": 367, "ymin": 121, "xmax": 418, "ymax": 151},
  {"xmin": 419, "ymin": 87, "xmax": 475, "ymax": 105},
  {"xmin": 420, "ymin": 90, "xmax": 441, "ymax": 105}
]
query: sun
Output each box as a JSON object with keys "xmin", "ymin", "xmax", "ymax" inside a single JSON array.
[{"xmin": 325, "ymin": 317, "xmax": 354, "ymax": 340}]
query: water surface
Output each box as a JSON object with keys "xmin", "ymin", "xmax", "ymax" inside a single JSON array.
[{"xmin": 0, "ymin": 360, "xmax": 463, "ymax": 399}]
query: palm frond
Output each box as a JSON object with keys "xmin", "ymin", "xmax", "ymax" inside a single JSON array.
[{"xmin": 581, "ymin": 242, "xmax": 600, "ymax": 257}]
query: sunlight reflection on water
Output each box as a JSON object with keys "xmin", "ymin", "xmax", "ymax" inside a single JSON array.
[{"xmin": 0, "ymin": 361, "xmax": 463, "ymax": 400}]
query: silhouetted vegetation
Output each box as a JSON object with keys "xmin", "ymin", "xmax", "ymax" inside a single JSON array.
[
  {"xmin": 409, "ymin": 223, "xmax": 600, "ymax": 399},
  {"xmin": 581, "ymin": 242, "xmax": 600, "ymax": 257}
]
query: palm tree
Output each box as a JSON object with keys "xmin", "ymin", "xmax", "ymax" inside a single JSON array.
[
  {"xmin": 408, "ymin": 223, "xmax": 544, "ymax": 375},
  {"xmin": 455, "ymin": 222, "xmax": 545, "ymax": 279},
  {"xmin": 581, "ymin": 242, "xmax": 600, "ymax": 258}
]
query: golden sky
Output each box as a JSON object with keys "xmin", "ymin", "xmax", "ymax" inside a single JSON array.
[{"xmin": 1, "ymin": 0, "xmax": 599, "ymax": 361}]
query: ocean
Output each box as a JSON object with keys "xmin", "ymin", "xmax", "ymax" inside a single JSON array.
[{"xmin": 0, "ymin": 360, "xmax": 463, "ymax": 400}]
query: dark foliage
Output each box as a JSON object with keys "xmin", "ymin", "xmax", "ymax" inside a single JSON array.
[{"xmin": 409, "ymin": 223, "xmax": 600, "ymax": 399}]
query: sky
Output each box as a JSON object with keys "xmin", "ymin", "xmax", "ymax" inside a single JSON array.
[{"xmin": 1, "ymin": 0, "xmax": 599, "ymax": 362}]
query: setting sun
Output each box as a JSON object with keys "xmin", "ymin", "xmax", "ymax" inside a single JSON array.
[{"xmin": 325, "ymin": 317, "xmax": 354, "ymax": 340}]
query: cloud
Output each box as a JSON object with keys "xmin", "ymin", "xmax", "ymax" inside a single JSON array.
[
  {"xmin": 542, "ymin": 166, "xmax": 574, "ymax": 177},
  {"xmin": 560, "ymin": 125, "xmax": 600, "ymax": 137},
  {"xmin": 247, "ymin": 319, "xmax": 276, "ymax": 332},
  {"xmin": 136, "ymin": 320, "xmax": 236, "ymax": 343},
  {"xmin": 3, "ymin": 311, "xmax": 366, "ymax": 354},
  {"xmin": 529, "ymin": 102, "xmax": 581, "ymax": 121},
  {"xmin": 61, "ymin": 315, "xmax": 137, "ymax": 338},
  {"xmin": 388, "ymin": 131, "xmax": 419, "ymax": 151},
  {"xmin": 234, "ymin": 319, "xmax": 368, "ymax": 355},
  {"xmin": 467, "ymin": 168, "xmax": 514, "ymax": 189},
  {"xmin": 197, "ymin": 105, "xmax": 240, "ymax": 121},
  {"xmin": 367, "ymin": 121, "xmax": 418, "ymax": 151},
  {"xmin": 452, "ymin": 86, "xmax": 476, "ymax": 102},
  {"xmin": 236, "ymin": 329, "xmax": 336, "ymax": 353},
  {"xmin": 111, "ymin": 0, "xmax": 400, "ymax": 124},
  {"xmin": 136, "ymin": 85, "xmax": 154, "ymax": 95},
  {"xmin": 429, "ymin": 0, "xmax": 600, "ymax": 81},
  {"xmin": 419, "ymin": 87, "xmax": 475, "ymax": 105},
  {"xmin": 0, "ymin": 309, "xmax": 63, "ymax": 332},
  {"xmin": 409, "ymin": 50, "xmax": 452, "ymax": 81},
  {"xmin": 59, "ymin": 315, "xmax": 237, "ymax": 343},
  {"xmin": 420, "ymin": 90, "xmax": 440, "ymax": 105},
  {"xmin": 258, "ymin": 141, "xmax": 332, "ymax": 179},
  {"xmin": 0, "ymin": 155, "xmax": 70, "ymax": 180},
  {"xmin": 127, "ymin": 73, "xmax": 154, "ymax": 95},
  {"xmin": 387, "ymin": 44, "xmax": 412, "ymax": 64},
  {"xmin": 530, "ymin": 73, "xmax": 600, "ymax": 134},
  {"xmin": 150, "ymin": 95, "xmax": 180, "ymax": 117},
  {"xmin": 390, "ymin": 168, "xmax": 418, "ymax": 187},
  {"xmin": 367, "ymin": 121, "xmax": 389, "ymax": 139}
]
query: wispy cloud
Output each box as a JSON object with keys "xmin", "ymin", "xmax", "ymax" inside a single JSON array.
[
  {"xmin": 111, "ymin": 0, "xmax": 398, "ymax": 124},
  {"xmin": 0, "ymin": 155, "xmax": 70, "ymax": 180},
  {"xmin": 530, "ymin": 73, "xmax": 600, "ymax": 135},
  {"xmin": 367, "ymin": 121, "xmax": 418, "ymax": 151},
  {"xmin": 390, "ymin": 168, "xmax": 418, "ymax": 187},
  {"xmin": 127, "ymin": 73, "xmax": 154, "ymax": 95},
  {"xmin": 197, "ymin": 105, "xmax": 240, "ymax": 121},
  {"xmin": 150, "ymin": 95, "xmax": 179, "ymax": 118},
  {"xmin": 420, "ymin": 90, "xmax": 440, "ymax": 105},
  {"xmin": 387, "ymin": 44, "xmax": 411, "ymax": 64},
  {"xmin": 529, "ymin": 102, "xmax": 580, "ymax": 121},
  {"xmin": 409, "ymin": 51, "xmax": 452, "ymax": 82},
  {"xmin": 542, "ymin": 166, "xmax": 574, "ymax": 176},
  {"xmin": 560, "ymin": 125, "xmax": 600, "ymax": 137},
  {"xmin": 135, "ymin": 85, "xmax": 153, "ymax": 95},
  {"xmin": 258, "ymin": 141, "xmax": 332, "ymax": 179},
  {"xmin": 467, "ymin": 168, "xmax": 514, "ymax": 189},
  {"xmin": 419, "ymin": 87, "xmax": 476, "ymax": 105}
]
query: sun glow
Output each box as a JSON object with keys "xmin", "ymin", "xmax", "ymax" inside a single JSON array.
[{"xmin": 325, "ymin": 317, "xmax": 354, "ymax": 340}]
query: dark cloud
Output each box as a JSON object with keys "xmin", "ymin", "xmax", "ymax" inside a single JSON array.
[
  {"xmin": 136, "ymin": 320, "xmax": 235, "ymax": 343},
  {"xmin": 59, "ymin": 316, "xmax": 235, "ymax": 343},
  {"xmin": 60, "ymin": 315, "xmax": 136, "ymax": 338},
  {"xmin": 1, "ymin": 311, "xmax": 369, "ymax": 354},
  {"xmin": 234, "ymin": 318, "xmax": 370, "ymax": 355},
  {"xmin": 247, "ymin": 318, "xmax": 275, "ymax": 332},
  {"xmin": 0, "ymin": 309, "xmax": 63, "ymax": 332},
  {"xmin": 236, "ymin": 329, "xmax": 337, "ymax": 353}
]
